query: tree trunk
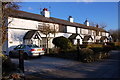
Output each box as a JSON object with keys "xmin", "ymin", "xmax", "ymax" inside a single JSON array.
[
  {"xmin": 0, "ymin": 1, "xmax": 3, "ymax": 56},
  {"xmin": 46, "ymin": 35, "xmax": 49, "ymax": 54}
]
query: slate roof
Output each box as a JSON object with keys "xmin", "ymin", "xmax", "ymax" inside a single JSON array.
[
  {"xmin": 68, "ymin": 34, "xmax": 83, "ymax": 39},
  {"xmin": 23, "ymin": 30, "xmax": 37, "ymax": 39},
  {"xmin": 9, "ymin": 10, "xmax": 107, "ymax": 32},
  {"xmin": 83, "ymin": 35, "xmax": 93, "ymax": 41},
  {"xmin": 100, "ymin": 36, "xmax": 109, "ymax": 40}
]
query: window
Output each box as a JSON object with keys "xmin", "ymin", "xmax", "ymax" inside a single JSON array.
[
  {"xmin": 15, "ymin": 45, "xmax": 25, "ymax": 49},
  {"xmin": 67, "ymin": 26, "xmax": 76, "ymax": 33},
  {"xmin": 88, "ymin": 30, "xmax": 92, "ymax": 35},
  {"xmin": 96, "ymin": 31, "xmax": 99, "ymax": 36},
  {"xmin": 81, "ymin": 29, "xmax": 88, "ymax": 34},
  {"xmin": 59, "ymin": 25, "xmax": 67, "ymax": 33}
]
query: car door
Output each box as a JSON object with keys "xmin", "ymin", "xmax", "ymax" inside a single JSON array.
[
  {"xmin": 13, "ymin": 45, "xmax": 26, "ymax": 57},
  {"xmin": 12, "ymin": 45, "xmax": 21, "ymax": 57}
]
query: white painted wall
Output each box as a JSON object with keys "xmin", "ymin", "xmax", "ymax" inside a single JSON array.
[
  {"xmin": 73, "ymin": 35, "xmax": 82, "ymax": 45},
  {"xmin": 38, "ymin": 22, "xmax": 59, "ymax": 32},
  {"xmin": 102, "ymin": 32, "xmax": 106, "ymax": 36},
  {"xmin": 48, "ymin": 38, "xmax": 54, "ymax": 48},
  {"xmin": 55, "ymin": 33, "xmax": 72, "ymax": 38},
  {"xmin": 67, "ymin": 26, "xmax": 76, "ymax": 33},
  {"xmin": 106, "ymin": 32, "xmax": 109, "ymax": 37},
  {"xmin": 88, "ymin": 37, "xmax": 94, "ymax": 43},
  {"xmin": 8, "ymin": 29, "xmax": 29, "ymax": 52},
  {"xmin": 81, "ymin": 29, "xmax": 88, "ymax": 34},
  {"xmin": 8, "ymin": 17, "xmax": 38, "ymax": 30},
  {"xmin": 77, "ymin": 28, "xmax": 81, "ymax": 34},
  {"xmin": 96, "ymin": 36, "xmax": 101, "ymax": 40}
]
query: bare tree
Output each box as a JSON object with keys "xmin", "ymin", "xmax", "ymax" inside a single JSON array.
[
  {"xmin": 89, "ymin": 21, "xmax": 97, "ymax": 27},
  {"xmin": 108, "ymin": 29, "xmax": 120, "ymax": 42},
  {"xmin": 1, "ymin": 2, "xmax": 19, "ymax": 44},
  {"xmin": 0, "ymin": 2, "xmax": 20, "ymax": 55},
  {"xmin": 89, "ymin": 21, "xmax": 107, "ymax": 29},
  {"xmin": 38, "ymin": 23, "xmax": 58, "ymax": 53},
  {"xmin": 99, "ymin": 23, "xmax": 107, "ymax": 29}
]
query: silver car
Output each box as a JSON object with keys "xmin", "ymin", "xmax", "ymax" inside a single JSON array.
[{"xmin": 9, "ymin": 44, "xmax": 45, "ymax": 59}]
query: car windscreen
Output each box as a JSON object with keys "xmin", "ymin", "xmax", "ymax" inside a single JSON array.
[
  {"xmin": 27, "ymin": 45, "xmax": 39, "ymax": 48},
  {"xmin": 15, "ymin": 45, "xmax": 25, "ymax": 49}
]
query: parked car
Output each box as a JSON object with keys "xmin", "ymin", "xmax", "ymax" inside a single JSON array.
[{"xmin": 9, "ymin": 44, "xmax": 45, "ymax": 59}]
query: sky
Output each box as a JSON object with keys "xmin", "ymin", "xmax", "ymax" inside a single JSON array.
[{"xmin": 17, "ymin": 2, "xmax": 118, "ymax": 31}]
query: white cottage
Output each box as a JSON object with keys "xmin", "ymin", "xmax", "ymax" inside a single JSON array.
[{"xmin": 3, "ymin": 8, "xmax": 111, "ymax": 55}]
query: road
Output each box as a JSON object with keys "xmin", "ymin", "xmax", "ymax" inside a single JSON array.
[{"xmin": 11, "ymin": 50, "xmax": 120, "ymax": 78}]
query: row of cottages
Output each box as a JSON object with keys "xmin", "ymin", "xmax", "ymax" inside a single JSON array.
[{"xmin": 3, "ymin": 8, "xmax": 112, "ymax": 54}]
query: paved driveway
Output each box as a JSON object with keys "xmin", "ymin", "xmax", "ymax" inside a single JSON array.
[{"xmin": 11, "ymin": 50, "xmax": 120, "ymax": 78}]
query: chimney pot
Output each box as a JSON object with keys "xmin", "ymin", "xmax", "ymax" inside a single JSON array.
[
  {"xmin": 68, "ymin": 16, "xmax": 74, "ymax": 23},
  {"xmin": 96, "ymin": 24, "xmax": 99, "ymax": 28},
  {"xmin": 43, "ymin": 8, "xmax": 48, "ymax": 11},
  {"xmin": 41, "ymin": 8, "xmax": 50, "ymax": 18},
  {"xmin": 84, "ymin": 19, "xmax": 89, "ymax": 26}
]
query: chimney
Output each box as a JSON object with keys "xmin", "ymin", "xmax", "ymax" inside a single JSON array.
[
  {"xmin": 96, "ymin": 24, "xmax": 99, "ymax": 28},
  {"xmin": 84, "ymin": 19, "xmax": 89, "ymax": 26},
  {"xmin": 41, "ymin": 8, "xmax": 50, "ymax": 18},
  {"xmin": 68, "ymin": 16, "xmax": 74, "ymax": 23}
]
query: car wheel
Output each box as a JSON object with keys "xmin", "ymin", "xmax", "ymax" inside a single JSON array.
[{"xmin": 23, "ymin": 53, "xmax": 29, "ymax": 60}]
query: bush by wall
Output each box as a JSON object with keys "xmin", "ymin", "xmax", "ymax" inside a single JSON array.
[
  {"xmin": 87, "ymin": 44, "xmax": 103, "ymax": 53},
  {"xmin": 79, "ymin": 48, "xmax": 94, "ymax": 63},
  {"xmin": 103, "ymin": 45, "xmax": 113, "ymax": 53},
  {"xmin": 78, "ymin": 48, "xmax": 110, "ymax": 63},
  {"xmin": 52, "ymin": 36, "xmax": 73, "ymax": 51},
  {"xmin": 2, "ymin": 55, "xmax": 18, "ymax": 76},
  {"xmin": 47, "ymin": 43, "xmax": 112, "ymax": 63},
  {"xmin": 106, "ymin": 42, "xmax": 115, "ymax": 46},
  {"xmin": 80, "ymin": 44, "xmax": 88, "ymax": 48},
  {"xmin": 2, "ymin": 54, "xmax": 24, "ymax": 79},
  {"xmin": 114, "ymin": 42, "xmax": 120, "ymax": 50}
]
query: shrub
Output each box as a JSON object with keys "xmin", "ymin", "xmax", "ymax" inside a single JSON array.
[
  {"xmin": 2, "ymin": 54, "xmax": 18, "ymax": 76},
  {"xmin": 106, "ymin": 42, "xmax": 115, "ymax": 46},
  {"xmin": 80, "ymin": 44, "xmax": 87, "ymax": 48},
  {"xmin": 52, "ymin": 36, "xmax": 73, "ymax": 50},
  {"xmin": 90, "ymin": 47, "xmax": 103, "ymax": 53},
  {"xmin": 82, "ymin": 42, "xmax": 88, "ymax": 45},
  {"xmin": 79, "ymin": 48, "xmax": 94, "ymax": 63},
  {"xmin": 103, "ymin": 45, "xmax": 113, "ymax": 53},
  {"xmin": 93, "ymin": 53, "xmax": 100, "ymax": 61},
  {"xmin": 79, "ymin": 47, "xmax": 110, "ymax": 63},
  {"xmin": 87, "ymin": 44, "xmax": 103, "ymax": 48},
  {"xmin": 80, "ymin": 48, "xmax": 94, "ymax": 55},
  {"xmin": 87, "ymin": 44, "xmax": 103, "ymax": 53},
  {"xmin": 114, "ymin": 42, "xmax": 120, "ymax": 46},
  {"xmin": 114, "ymin": 42, "xmax": 120, "ymax": 50},
  {"xmin": 114, "ymin": 46, "xmax": 120, "ymax": 50}
]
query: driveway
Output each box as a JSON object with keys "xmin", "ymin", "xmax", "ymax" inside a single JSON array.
[{"xmin": 11, "ymin": 50, "xmax": 120, "ymax": 78}]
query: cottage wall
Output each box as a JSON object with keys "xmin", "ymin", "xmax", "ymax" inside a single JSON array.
[
  {"xmin": 73, "ymin": 35, "xmax": 82, "ymax": 45},
  {"xmin": 67, "ymin": 26, "xmax": 76, "ymax": 33},
  {"xmin": 4, "ymin": 15, "xmax": 110, "ymax": 55},
  {"xmin": 7, "ymin": 17, "xmax": 60, "ymax": 53},
  {"xmin": 81, "ymin": 28, "xmax": 88, "ymax": 35}
]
